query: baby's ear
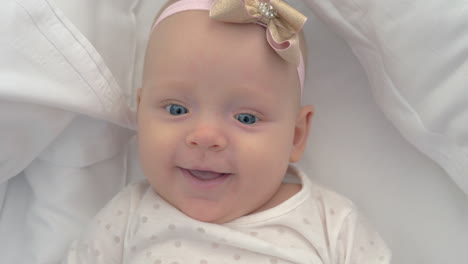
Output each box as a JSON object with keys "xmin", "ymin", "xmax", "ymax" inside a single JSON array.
[
  {"xmin": 136, "ymin": 88, "xmax": 143, "ymax": 125},
  {"xmin": 289, "ymin": 105, "xmax": 314, "ymax": 163},
  {"xmin": 137, "ymin": 88, "xmax": 143, "ymax": 108}
]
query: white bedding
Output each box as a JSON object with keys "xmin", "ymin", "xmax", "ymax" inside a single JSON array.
[{"xmin": 0, "ymin": 0, "xmax": 467, "ymax": 263}]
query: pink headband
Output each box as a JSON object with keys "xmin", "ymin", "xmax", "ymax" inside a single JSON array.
[{"xmin": 152, "ymin": 0, "xmax": 306, "ymax": 93}]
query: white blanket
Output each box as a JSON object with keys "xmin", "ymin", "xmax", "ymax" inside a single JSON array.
[{"xmin": 0, "ymin": 0, "xmax": 134, "ymax": 261}]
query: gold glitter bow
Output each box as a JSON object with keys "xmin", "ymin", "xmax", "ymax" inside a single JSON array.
[{"xmin": 210, "ymin": 0, "xmax": 307, "ymax": 66}]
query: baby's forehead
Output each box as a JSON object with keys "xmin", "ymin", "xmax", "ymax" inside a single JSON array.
[
  {"xmin": 150, "ymin": 11, "xmax": 273, "ymax": 54},
  {"xmin": 145, "ymin": 11, "xmax": 300, "ymax": 103}
]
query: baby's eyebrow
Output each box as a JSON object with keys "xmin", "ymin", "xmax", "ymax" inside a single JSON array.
[{"xmin": 147, "ymin": 79, "xmax": 193, "ymax": 91}]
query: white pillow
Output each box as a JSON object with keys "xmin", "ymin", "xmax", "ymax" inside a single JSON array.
[
  {"xmin": 303, "ymin": 0, "xmax": 468, "ymax": 195},
  {"xmin": 0, "ymin": 0, "xmax": 137, "ymax": 262}
]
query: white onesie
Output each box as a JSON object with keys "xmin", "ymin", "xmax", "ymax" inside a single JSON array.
[{"xmin": 63, "ymin": 166, "xmax": 391, "ymax": 264}]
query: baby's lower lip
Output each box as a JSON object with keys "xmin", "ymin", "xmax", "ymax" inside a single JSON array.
[{"xmin": 179, "ymin": 167, "xmax": 232, "ymax": 189}]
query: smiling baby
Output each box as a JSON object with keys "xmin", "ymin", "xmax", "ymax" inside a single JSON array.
[{"xmin": 63, "ymin": 1, "xmax": 391, "ymax": 263}]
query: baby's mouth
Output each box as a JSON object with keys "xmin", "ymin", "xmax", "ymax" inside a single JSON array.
[
  {"xmin": 179, "ymin": 167, "xmax": 232, "ymax": 187},
  {"xmin": 189, "ymin": 170, "xmax": 227, "ymax": 181}
]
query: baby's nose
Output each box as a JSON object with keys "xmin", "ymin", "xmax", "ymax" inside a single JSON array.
[{"xmin": 185, "ymin": 125, "xmax": 228, "ymax": 151}]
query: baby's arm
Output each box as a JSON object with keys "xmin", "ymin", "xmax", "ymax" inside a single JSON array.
[
  {"xmin": 335, "ymin": 210, "xmax": 392, "ymax": 264},
  {"xmin": 62, "ymin": 184, "xmax": 138, "ymax": 264}
]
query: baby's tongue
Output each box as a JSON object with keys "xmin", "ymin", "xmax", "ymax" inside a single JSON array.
[{"xmin": 190, "ymin": 170, "xmax": 222, "ymax": 180}]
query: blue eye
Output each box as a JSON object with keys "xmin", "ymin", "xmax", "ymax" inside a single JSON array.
[
  {"xmin": 165, "ymin": 104, "xmax": 188, "ymax": 115},
  {"xmin": 236, "ymin": 113, "xmax": 258, "ymax": 125}
]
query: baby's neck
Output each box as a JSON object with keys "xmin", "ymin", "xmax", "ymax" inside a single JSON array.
[{"xmin": 249, "ymin": 183, "xmax": 301, "ymax": 215}]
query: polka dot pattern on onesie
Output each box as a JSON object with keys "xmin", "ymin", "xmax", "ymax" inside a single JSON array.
[{"xmin": 63, "ymin": 167, "xmax": 390, "ymax": 264}]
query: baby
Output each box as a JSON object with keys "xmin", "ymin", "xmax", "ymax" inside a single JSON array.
[{"xmin": 63, "ymin": 0, "xmax": 391, "ymax": 263}]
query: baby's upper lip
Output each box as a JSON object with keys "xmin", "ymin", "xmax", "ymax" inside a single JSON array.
[{"xmin": 179, "ymin": 166, "xmax": 232, "ymax": 175}]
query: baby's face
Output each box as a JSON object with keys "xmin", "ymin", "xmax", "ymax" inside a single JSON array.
[{"xmin": 137, "ymin": 11, "xmax": 310, "ymax": 223}]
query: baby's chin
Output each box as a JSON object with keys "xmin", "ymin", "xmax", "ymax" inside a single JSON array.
[{"xmin": 175, "ymin": 199, "xmax": 246, "ymax": 224}]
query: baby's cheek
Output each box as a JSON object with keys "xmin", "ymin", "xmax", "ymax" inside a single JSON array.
[
  {"xmin": 238, "ymin": 130, "xmax": 291, "ymax": 170},
  {"xmin": 138, "ymin": 123, "xmax": 178, "ymax": 165},
  {"xmin": 235, "ymin": 134, "xmax": 290, "ymax": 207}
]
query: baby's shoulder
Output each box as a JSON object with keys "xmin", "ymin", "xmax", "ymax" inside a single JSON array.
[
  {"xmin": 100, "ymin": 180, "xmax": 152, "ymax": 213},
  {"xmin": 304, "ymin": 183, "xmax": 391, "ymax": 262},
  {"xmin": 296, "ymin": 181, "xmax": 358, "ymax": 228},
  {"xmin": 309, "ymin": 182, "xmax": 356, "ymax": 212},
  {"xmin": 293, "ymin": 168, "xmax": 356, "ymax": 217},
  {"xmin": 123, "ymin": 179, "xmax": 153, "ymax": 197}
]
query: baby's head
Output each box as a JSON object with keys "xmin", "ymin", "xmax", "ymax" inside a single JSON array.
[{"xmin": 137, "ymin": 0, "xmax": 314, "ymax": 224}]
